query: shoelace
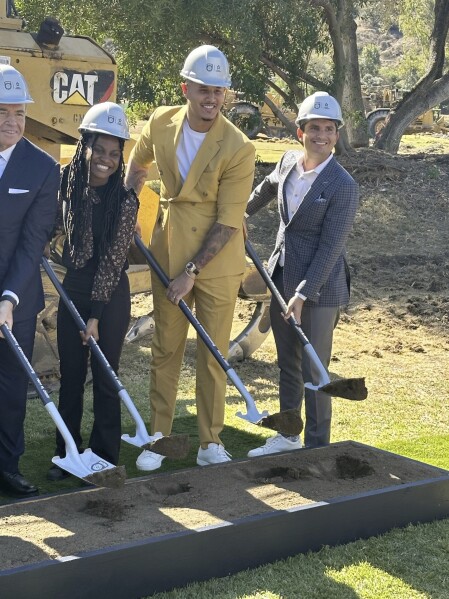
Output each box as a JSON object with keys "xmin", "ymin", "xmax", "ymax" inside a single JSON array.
[
  {"xmin": 216, "ymin": 445, "xmax": 232, "ymax": 459},
  {"xmin": 265, "ymin": 435, "xmax": 283, "ymax": 447}
]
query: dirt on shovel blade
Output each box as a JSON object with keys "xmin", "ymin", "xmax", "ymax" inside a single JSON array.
[
  {"xmin": 143, "ymin": 434, "xmax": 191, "ymax": 458},
  {"xmin": 320, "ymin": 377, "xmax": 368, "ymax": 401},
  {"xmin": 84, "ymin": 465, "xmax": 126, "ymax": 489},
  {"xmin": 260, "ymin": 409, "xmax": 304, "ymax": 436}
]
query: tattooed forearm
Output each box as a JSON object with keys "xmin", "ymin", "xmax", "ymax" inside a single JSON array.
[
  {"xmin": 125, "ymin": 159, "xmax": 149, "ymax": 196},
  {"xmin": 194, "ymin": 222, "xmax": 238, "ymax": 270}
]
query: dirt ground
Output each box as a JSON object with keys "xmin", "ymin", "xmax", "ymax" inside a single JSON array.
[
  {"xmin": 1, "ymin": 137, "xmax": 449, "ymax": 572},
  {"xmin": 1, "ymin": 441, "xmax": 447, "ymax": 572}
]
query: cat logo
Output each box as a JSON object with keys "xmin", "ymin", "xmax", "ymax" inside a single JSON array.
[{"xmin": 51, "ymin": 69, "xmax": 115, "ymax": 106}]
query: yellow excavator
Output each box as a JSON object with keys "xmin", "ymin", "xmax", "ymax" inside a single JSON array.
[{"xmin": 1, "ymin": 3, "xmax": 270, "ymax": 392}]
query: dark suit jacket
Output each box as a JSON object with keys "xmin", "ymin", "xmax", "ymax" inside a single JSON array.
[
  {"xmin": 246, "ymin": 150, "xmax": 359, "ymax": 307},
  {"xmin": 0, "ymin": 137, "xmax": 59, "ymax": 322}
]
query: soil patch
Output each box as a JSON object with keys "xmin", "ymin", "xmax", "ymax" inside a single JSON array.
[{"xmin": 1, "ymin": 442, "xmax": 447, "ymax": 572}]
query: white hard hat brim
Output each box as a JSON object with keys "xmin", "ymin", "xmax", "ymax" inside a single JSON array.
[
  {"xmin": 78, "ymin": 125, "xmax": 130, "ymax": 140},
  {"xmin": 296, "ymin": 114, "xmax": 344, "ymax": 128},
  {"xmin": 0, "ymin": 99, "xmax": 34, "ymax": 104},
  {"xmin": 182, "ymin": 74, "xmax": 231, "ymax": 88}
]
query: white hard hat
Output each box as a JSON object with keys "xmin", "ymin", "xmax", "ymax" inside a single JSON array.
[
  {"xmin": 78, "ymin": 102, "xmax": 130, "ymax": 140},
  {"xmin": 0, "ymin": 64, "xmax": 34, "ymax": 104},
  {"xmin": 180, "ymin": 45, "xmax": 232, "ymax": 88},
  {"xmin": 296, "ymin": 92, "xmax": 344, "ymax": 128}
]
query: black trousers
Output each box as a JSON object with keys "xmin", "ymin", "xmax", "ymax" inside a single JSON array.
[
  {"xmin": 270, "ymin": 266, "xmax": 339, "ymax": 448},
  {"xmin": 0, "ymin": 316, "xmax": 37, "ymax": 472},
  {"xmin": 55, "ymin": 273, "xmax": 131, "ymax": 465}
]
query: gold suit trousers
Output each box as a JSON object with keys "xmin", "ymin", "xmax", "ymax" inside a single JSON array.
[{"xmin": 149, "ymin": 272, "xmax": 242, "ymax": 446}]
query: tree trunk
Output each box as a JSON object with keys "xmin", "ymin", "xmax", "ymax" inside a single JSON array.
[
  {"xmin": 263, "ymin": 94, "xmax": 298, "ymax": 137},
  {"xmin": 341, "ymin": 7, "xmax": 369, "ymax": 147},
  {"xmin": 311, "ymin": 0, "xmax": 367, "ymax": 150}
]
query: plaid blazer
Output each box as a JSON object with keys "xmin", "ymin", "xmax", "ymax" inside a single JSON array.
[{"xmin": 246, "ymin": 150, "xmax": 359, "ymax": 307}]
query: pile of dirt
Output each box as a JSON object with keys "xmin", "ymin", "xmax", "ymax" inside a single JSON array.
[{"xmin": 1, "ymin": 442, "xmax": 446, "ymax": 572}]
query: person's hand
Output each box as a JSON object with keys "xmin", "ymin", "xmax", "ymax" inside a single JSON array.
[
  {"xmin": 242, "ymin": 216, "xmax": 248, "ymax": 241},
  {"xmin": 167, "ymin": 272, "xmax": 195, "ymax": 305},
  {"xmin": 0, "ymin": 300, "xmax": 14, "ymax": 338},
  {"xmin": 284, "ymin": 295, "xmax": 304, "ymax": 325},
  {"xmin": 80, "ymin": 318, "xmax": 99, "ymax": 345},
  {"xmin": 43, "ymin": 241, "xmax": 51, "ymax": 258},
  {"xmin": 135, "ymin": 221, "xmax": 142, "ymax": 238}
]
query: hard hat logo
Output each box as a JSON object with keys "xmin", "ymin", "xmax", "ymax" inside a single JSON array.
[
  {"xmin": 0, "ymin": 64, "xmax": 34, "ymax": 104},
  {"xmin": 180, "ymin": 45, "xmax": 232, "ymax": 88},
  {"xmin": 314, "ymin": 101, "xmax": 330, "ymax": 110}
]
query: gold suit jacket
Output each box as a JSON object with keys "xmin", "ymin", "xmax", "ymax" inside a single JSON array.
[{"xmin": 131, "ymin": 105, "xmax": 255, "ymax": 278}]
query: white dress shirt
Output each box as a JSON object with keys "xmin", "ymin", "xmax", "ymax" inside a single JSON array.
[
  {"xmin": 0, "ymin": 144, "xmax": 16, "ymax": 179},
  {"xmin": 1, "ymin": 144, "xmax": 20, "ymax": 306}
]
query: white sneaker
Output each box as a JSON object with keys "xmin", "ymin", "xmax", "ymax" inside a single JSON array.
[
  {"xmin": 197, "ymin": 443, "xmax": 232, "ymax": 466},
  {"xmin": 136, "ymin": 449, "xmax": 165, "ymax": 471},
  {"xmin": 247, "ymin": 434, "xmax": 302, "ymax": 457}
]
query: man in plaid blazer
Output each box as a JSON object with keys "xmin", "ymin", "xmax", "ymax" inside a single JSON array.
[{"xmin": 246, "ymin": 92, "xmax": 359, "ymax": 454}]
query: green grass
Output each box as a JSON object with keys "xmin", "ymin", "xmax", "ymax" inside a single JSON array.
[{"xmin": 145, "ymin": 519, "xmax": 449, "ymax": 599}]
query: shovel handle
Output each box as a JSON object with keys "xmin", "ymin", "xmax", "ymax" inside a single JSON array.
[
  {"xmin": 245, "ymin": 239, "xmax": 331, "ymax": 388},
  {"xmin": 41, "ymin": 257, "xmax": 155, "ymax": 433},
  {"xmin": 245, "ymin": 239, "xmax": 310, "ymax": 346},
  {"xmin": 41, "ymin": 257, "xmax": 126, "ymax": 391},
  {"xmin": 1, "ymin": 323, "xmax": 86, "ymax": 457},
  {"xmin": 134, "ymin": 235, "xmax": 268, "ymax": 420},
  {"xmin": 1, "ymin": 323, "xmax": 51, "ymax": 406},
  {"xmin": 134, "ymin": 235, "xmax": 230, "ymax": 373}
]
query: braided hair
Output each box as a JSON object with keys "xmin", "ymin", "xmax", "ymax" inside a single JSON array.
[{"xmin": 62, "ymin": 132, "xmax": 126, "ymax": 262}]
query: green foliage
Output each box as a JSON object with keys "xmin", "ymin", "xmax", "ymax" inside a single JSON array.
[
  {"xmin": 358, "ymin": 0, "xmax": 434, "ymax": 90},
  {"xmin": 360, "ymin": 43, "xmax": 381, "ymax": 78},
  {"xmin": 124, "ymin": 101, "xmax": 153, "ymax": 122},
  {"xmin": 359, "ymin": 0, "xmax": 401, "ymax": 29},
  {"xmin": 380, "ymin": 51, "xmax": 428, "ymax": 89},
  {"xmin": 15, "ymin": 0, "xmax": 328, "ymax": 110},
  {"xmin": 399, "ymin": 0, "xmax": 434, "ymax": 47}
]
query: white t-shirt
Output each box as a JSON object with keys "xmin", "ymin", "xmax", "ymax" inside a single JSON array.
[{"xmin": 176, "ymin": 119, "xmax": 207, "ymax": 182}]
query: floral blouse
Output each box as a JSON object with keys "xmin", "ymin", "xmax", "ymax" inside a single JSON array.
[{"xmin": 55, "ymin": 168, "xmax": 139, "ymax": 306}]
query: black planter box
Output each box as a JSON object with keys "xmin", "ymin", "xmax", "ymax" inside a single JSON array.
[{"xmin": 1, "ymin": 442, "xmax": 448, "ymax": 599}]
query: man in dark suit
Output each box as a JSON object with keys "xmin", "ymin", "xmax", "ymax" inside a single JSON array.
[
  {"xmin": 246, "ymin": 92, "xmax": 359, "ymax": 454},
  {"xmin": 0, "ymin": 64, "xmax": 59, "ymax": 497}
]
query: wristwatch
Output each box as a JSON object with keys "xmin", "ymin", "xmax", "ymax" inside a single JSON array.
[{"xmin": 185, "ymin": 261, "xmax": 200, "ymax": 277}]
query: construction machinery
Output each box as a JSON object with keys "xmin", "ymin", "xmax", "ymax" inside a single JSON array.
[
  {"xmin": 364, "ymin": 85, "xmax": 448, "ymax": 138},
  {"xmin": 0, "ymin": 2, "xmax": 117, "ymax": 160},
  {"xmin": 1, "ymin": 4, "xmax": 271, "ymax": 392},
  {"xmin": 224, "ymin": 90, "xmax": 297, "ymax": 139}
]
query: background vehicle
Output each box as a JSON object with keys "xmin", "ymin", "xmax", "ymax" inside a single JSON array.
[
  {"xmin": 363, "ymin": 85, "xmax": 449, "ymax": 138},
  {"xmin": 224, "ymin": 90, "xmax": 297, "ymax": 139}
]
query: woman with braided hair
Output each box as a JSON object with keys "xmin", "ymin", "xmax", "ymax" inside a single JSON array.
[{"xmin": 47, "ymin": 102, "xmax": 139, "ymax": 481}]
